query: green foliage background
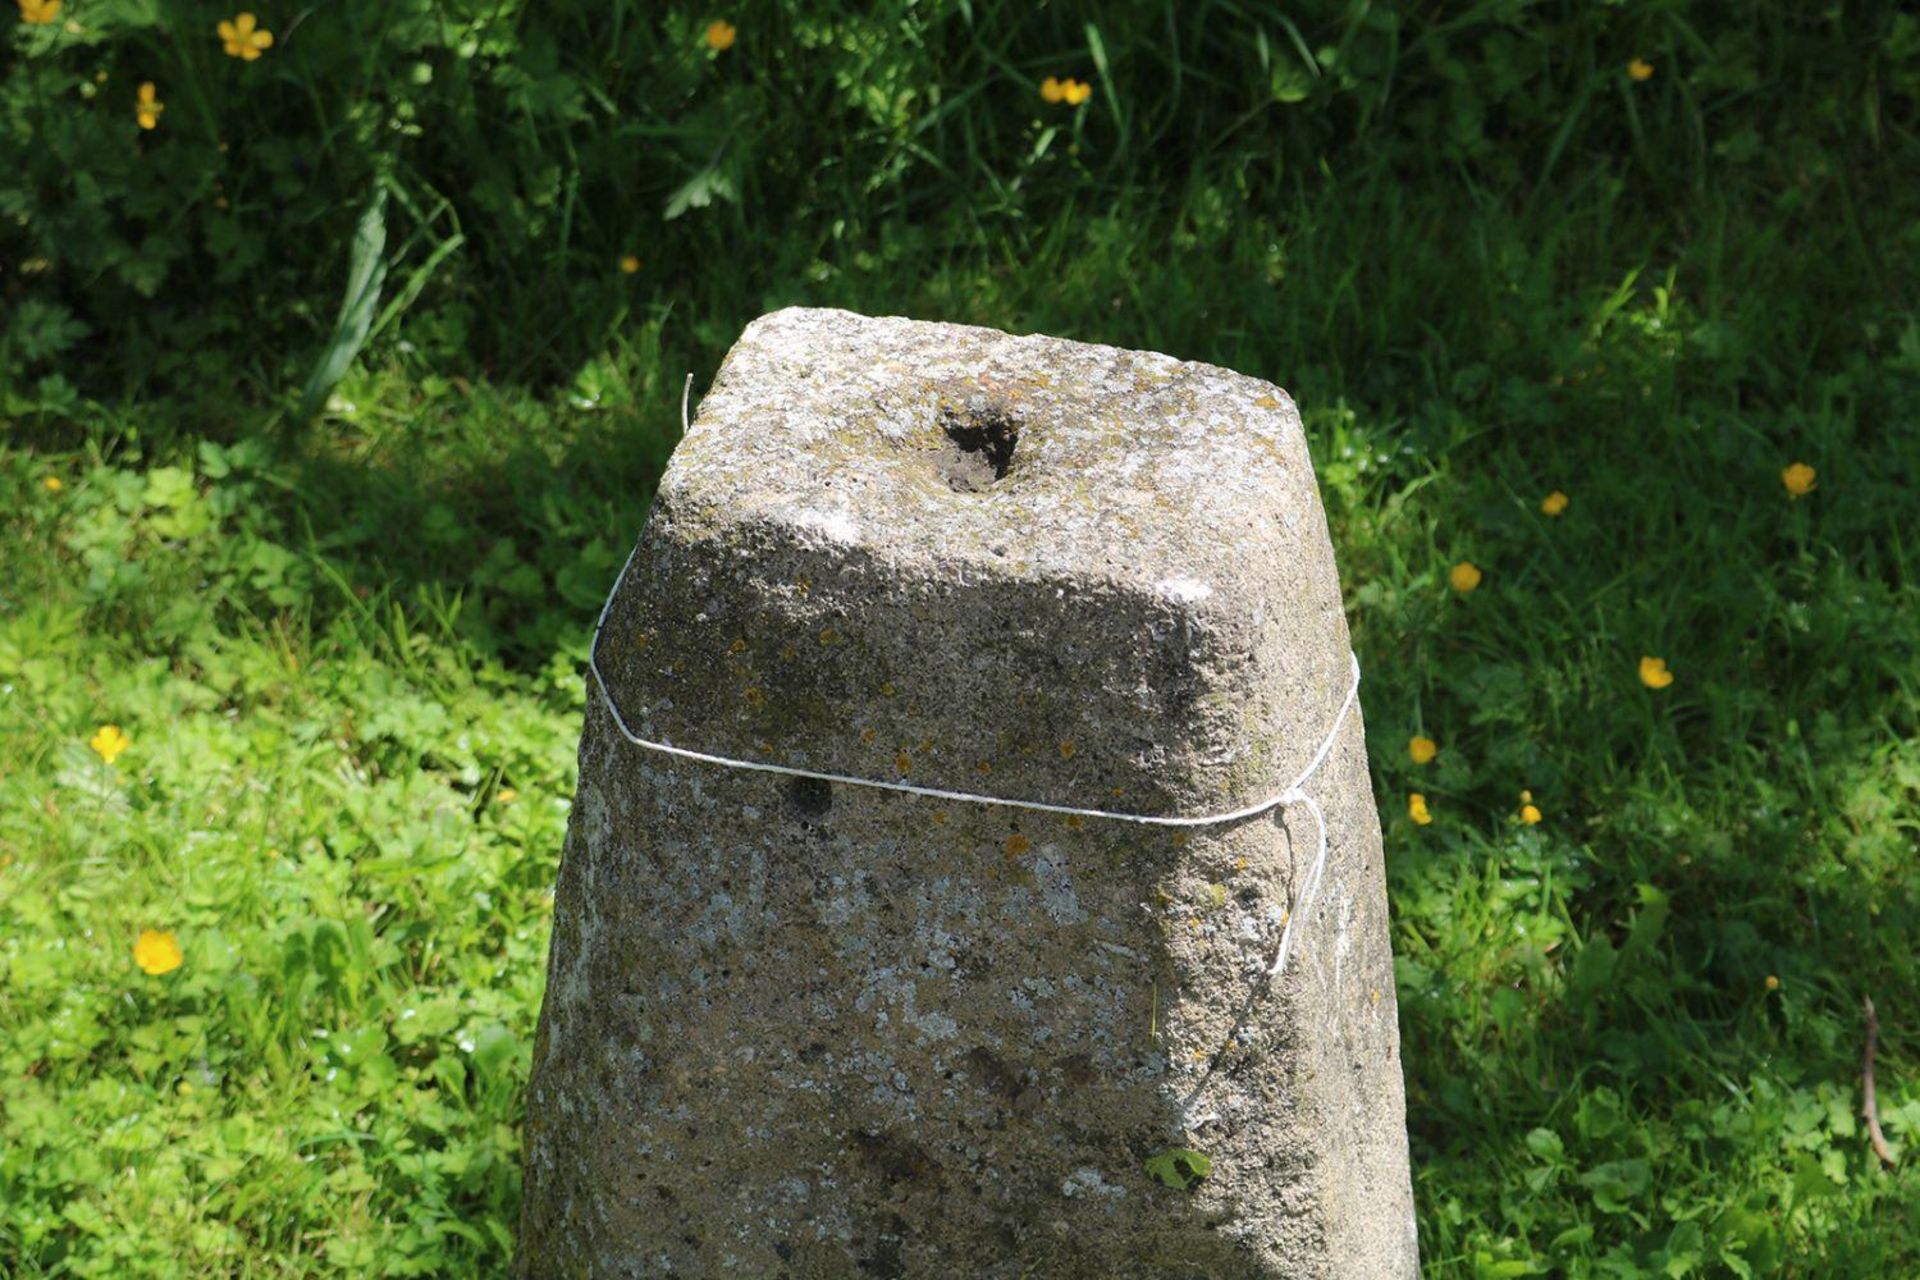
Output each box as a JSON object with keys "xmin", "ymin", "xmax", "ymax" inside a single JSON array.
[{"xmin": 3, "ymin": 0, "xmax": 1919, "ymax": 1276}]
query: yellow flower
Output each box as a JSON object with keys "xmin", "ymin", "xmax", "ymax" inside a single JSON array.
[
  {"xmin": 1518, "ymin": 790, "xmax": 1542, "ymax": 825},
  {"xmin": 17, "ymin": 0, "xmax": 61, "ymax": 25},
  {"xmin": 133, "ymin": 929, "xmax": 183, "ymax": 976},
  {"xmin": 1781, "ymin": 462, "xmax": 1816, "ymax": 498},
  {"xmin": 1628, "ymin": 58, "xmax": 1654, "ymax": 81},
  {"xmin": 217, "ymin": 12, "xmax": 274, "ymax": 61},
  {"xmin": 136, "ymin": 81, "xmax": 164, "ymax": 130},
  {"xmin": 1540, "ymin": 490, "xmax": 1569, "ymax": 517},
  {"xmin": 496, "ymin": 787, "xmax": 518, "ymax": 805},
  {"xmin": 1448, "ymin": 561, "xmax": 1483, "ymax": 593},
  {"xmin": 1408, "ymin": 735, "xmax": 1437, "ymax": 765},
  {"xmin": 43, "ymin": 475, "xmax": 63, "ymax": 491},
  {"xmin": 1764, "ymin": 974, "xmax": 1780, "ymax": 991},
  {"xmin": 705, "ymin": 19, "xmax": 735, "ymax": 51},
  {"xmin": 89, "ymin": 724, "xmax": 131, "ymax": 764},
  {"xmin": 619, "ymin": 254, "xmax": 641, "ymax": 274},
  {"xmin": 1042, "ymin": 76, "xmax": 1092, "ymax": 105},
  {"xmin": 1638, "ymin": 655, "xmax": 1674, "ymax": 689},
  {"xmin": 1408, "ymin": 793, "xmax": 1432, "ymax": 826}
]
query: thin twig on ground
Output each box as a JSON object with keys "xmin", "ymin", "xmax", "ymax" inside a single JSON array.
[{"xmin": 1863, "ymin": 996, "xmax": 1896, "ymax": 1169}]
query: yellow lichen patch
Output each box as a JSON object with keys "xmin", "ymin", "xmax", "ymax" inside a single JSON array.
[
  {"xmin": 727, "ymin": 637, "xmax": 748, "ymax": 654},
  {"xmin": 742, "ymin": 686, "xmax": 765, "ymax": 706},
  {"xmin": 1233, "ymin": 856, "xmax": 1248, "ymax": 872},
  {"xmin": 976, "ymin": 760, "xmax": 992, "ymax": 774},
  {"xmin": 781, "ymin": 645, "xmax": 796, "ymax": 661},
  {"xmin": 1253, "ymin": 395, "xmax": 1283, "ymax": 409},
  {"xmin": 1058, "ymin": 740, "xmax": 1076, "ymax": 759},
  {"xmin": 894, "ymin": 752, "xmax": 912, "ymax": 775},
  {"xmin": 796, "ymin": 577, "xmax": 811, "ymax": 596},
  {"xmin": 860, "ymin": 727, "xmax": 877, "ymax": 744},
  {"xmin": 931, "ymin": 810, "xmax": 949, "ymax": 824},
  {"xmin": 1005, "ymin": 833, "xmax": 1032, "ymax": 858},
  {"xmin": 1064, "ymin": 814, "xmax": 1085, "ymax": 830},
  {"xmin": 1171, "ymin": 833, "xmax": 1188, "ymax": 848},
  {"xmin": 879, "ymin": 682, "xmax": 896, "ymax": 697},
  {"xmin": 634, "ymin": 629, "xmax": 655, "ymax": 648},
  {"xmin": 818, "ymin": 628, "xmax": 839, "ymax": 645}
]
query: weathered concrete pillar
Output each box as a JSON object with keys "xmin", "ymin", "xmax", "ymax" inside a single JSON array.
[{"xmin": 517, "ymin": 308, "xmax": 1417, "ymax": 1278}]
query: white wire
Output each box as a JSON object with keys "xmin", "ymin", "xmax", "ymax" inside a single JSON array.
[{"xmin": 587, "ymin": 580, "xmax": 1358, "ymax": 830}]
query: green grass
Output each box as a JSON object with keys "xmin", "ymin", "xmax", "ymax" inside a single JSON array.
[{"xmin": 5, "ymin": 2, "xmax": 1920, "ymax": 1276}]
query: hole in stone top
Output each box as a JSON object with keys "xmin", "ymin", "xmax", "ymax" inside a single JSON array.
[
  {"xmin": 786, "ymin": 775, "xmax": 832, "ymax": 820},
  {"xmin": 937, "ymin": 403, "xmax": 1020, "ymax": 493}
]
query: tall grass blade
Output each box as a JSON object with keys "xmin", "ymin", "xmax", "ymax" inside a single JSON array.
[{"xmin": 297, "ymin": 186, "xmax": 389, "ymax": 423}]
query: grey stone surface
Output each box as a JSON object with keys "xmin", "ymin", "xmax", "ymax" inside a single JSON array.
[{"xmin": 516, "ymin": 308, "xmax": 1418, "ymax": 1277}]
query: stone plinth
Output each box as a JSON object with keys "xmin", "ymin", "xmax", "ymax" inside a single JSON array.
[{"xmin": 516, "ymin": 308, "xmax": 1417, "ymax": 1278}]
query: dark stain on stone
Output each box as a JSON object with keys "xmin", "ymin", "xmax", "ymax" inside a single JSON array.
[
  {"xmin": 857, "ymin": 1214, "xmax": 910, "ymax": 1277},
  {"xmin": 1052, "ymin": 1051, "xmax": 1098, "ymax": 1086},
  {"xmin": 852, "ymin": 1130, "xmax": 941, "ymax": 1187},
  {"xmin": 786, "ymin": 774, "xmax": 833, "ymax": 820},
  {"xmin": 959, "ymin": 1046, "xmax": 1024, "ymax": 1103}
]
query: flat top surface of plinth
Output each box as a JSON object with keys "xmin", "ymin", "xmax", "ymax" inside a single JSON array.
[
  {"xmin": 662, "ymin": 307, "xmax": 1315, "ymax": 593},
  {"xmin": 600, "ymin": 308, "xmax": 1353, "ymax": 814}
]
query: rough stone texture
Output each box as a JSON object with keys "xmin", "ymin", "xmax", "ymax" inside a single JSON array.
[{"xmin": 516, "ymin": 308, "xmax": 1418, "ymax": 1278}]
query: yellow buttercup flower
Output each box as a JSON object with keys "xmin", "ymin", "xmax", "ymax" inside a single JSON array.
[
  {"xmin": 1448, "ymin": 561, "xmax": 1483, "ymax": 593},
  {"xmin": 1408, "ymin": 735, "xmax": 1437, "ymax": 765},
  {"xmin": 620, "ymin": 254, "xmax": 641, "ymax": 274},
  {"xmin": 89, "ymin": 724, "xmax": 131, "ymax": 764},
  {"xmin": 17, "ymin": 0, "xmax": 61, "ymax": 25},
  {"xmin": 1408, "ymin": 793, "xmax": 1432, "ymax": 826},
  {"xmin": 1518, "ymin": 790, "xmax": 1542, "ymax": 825},
  {"xmin": 43, "ymin": 475, "xmax": 63, "ymax": 491},
  {"xmin": 705, "ymin": 19, "xmax": 735, "ymax": 51},
  {"xmin": 133, "ymin": 929, "xmax": 183, "ymax": 976},
  {"xmin": 136, "ymin": 82, "xmax": 164, "ymax": 130},
  {"xmin": 1638, "ymin": 655, "xmax": 1674, "ymax": 689},
  {"xmin": 1764, "ymin": 974, "xmax": 1779, "ymax": 991},
  {"xmin": 1042, "ymin": 76, "xmax": 1092, "ymax": 105},
  {"xmin": 1540, "ymin": 490, "xmax": 1569, "ymax": 517},
  {"xmin": 217, "ymin": 12, "xmax": 274, "ymax": 61},
  {"xmin": 1781, "ymin": 462, "xmax": 1815, "ymax": 498},
  {"xmin": 1628, "ymin": 58, "xmax": 1654, "ymax": 81}
]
